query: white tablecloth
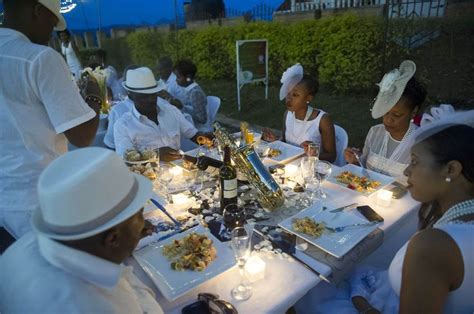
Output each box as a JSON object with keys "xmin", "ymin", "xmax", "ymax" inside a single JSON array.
[{"xmin": 130, "ymin": 164, "xmax": 420, "ymax": 314}]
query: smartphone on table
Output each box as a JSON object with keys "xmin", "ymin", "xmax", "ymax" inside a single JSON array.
[{"xmin": 356, "ymin": 205, "xmax": 384, "ymax": 222}]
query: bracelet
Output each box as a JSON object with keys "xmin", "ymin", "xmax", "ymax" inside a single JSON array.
[{"xmin": 85, "ymin": 95, "xmax": 103, "ymax": 105}]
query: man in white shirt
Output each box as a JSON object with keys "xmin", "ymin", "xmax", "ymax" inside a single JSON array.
[
  {"xmin": 0, "ymin": 147, "xmax": 164, "ymax": 313},
  {"xmin": 114, "ymin": 67, "xmax": 211, "ymax": 160},
  {"xmin": 0, "ymin": 0, "xmax": 101, "ymax": 239}
]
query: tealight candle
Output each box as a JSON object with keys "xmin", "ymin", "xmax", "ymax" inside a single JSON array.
[
  {"xmin": 377, "ymin": 190, "xmax": 393, "ymax": 207},
  {"xmin": 244, "ymin": 255, "xmax": 266, "ymax": 282},
  {"xmin": 170, "ymin": 166, "xmax": 183, "ymax": 177},
  {"xmin": 172, "ymin": 193, "xmax": 189, "ymax": 206},
  {"xmin": 285, "ymin": 164, "xmax": 298, "ymax": 178}
]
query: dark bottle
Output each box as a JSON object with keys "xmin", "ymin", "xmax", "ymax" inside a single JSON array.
[
  {"xmin": 182, "ymin": 154, "xmax": 223, "ymax": 171},
  {"xmin": 219, "ymin": 146, "xmax": 238, "ymax": 212}
]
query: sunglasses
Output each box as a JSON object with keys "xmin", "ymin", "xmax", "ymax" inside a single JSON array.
[{"xmin": 181, "ymin": 293, "xmax": 238, "ymax": 314}]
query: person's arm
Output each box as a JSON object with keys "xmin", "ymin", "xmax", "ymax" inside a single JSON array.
[
  {"xmin": 71, "ymin": 41, "xmax": 81, "ymax": 64},
  {"xmin": 157, "ymin": 90, "xmax": 183, "ymax": 109},
  {"xmin": 318, "ymin": 114, "xmax": 337, "ymax": 162},
  {"xmin": 281, "ymin": 110, "xmax": 288, "ymax": 142},
  {"xmin": 113, "ymin": 119, "xmax": 134, "ymax": 157},
  {"xmin": 399, "ymin": 229, "xmax": 464, "ymax": 314},
  {"xmin": 34, "ymin": 49, "xmax": 98, "ymax": 147}
]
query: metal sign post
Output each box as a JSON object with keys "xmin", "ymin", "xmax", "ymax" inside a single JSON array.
[{"xmin": 236, "ymin": 39, "xmax": 268, "ymax": 111}]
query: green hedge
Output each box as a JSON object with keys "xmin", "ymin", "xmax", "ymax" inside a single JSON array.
[{"xmin": 91, "ymin": 13, "xmax": 472, "ymax": 95}]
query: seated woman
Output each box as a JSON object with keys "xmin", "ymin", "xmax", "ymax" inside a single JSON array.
[
  {"xmin": 315, "ymin": 108, "xmax": 474, "ymax": 314},
  {"xmin": 262, "ymin": 64, "xmax": 336, "ymax": 162},
  {"xmin": 344, "ymin": 60, "xmax": 426, "ymax": 180},
  {"xmin": 158, "ymin": 59, "xmax": 208, "ymax": 127}
]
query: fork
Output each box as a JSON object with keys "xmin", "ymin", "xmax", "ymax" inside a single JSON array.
[
  {"xmin": 323, "ymin": 221, "xmax": 380, "ymax": 232},
  {"xmin": 353, "ymin": 153, "xmax": 372, "ymax": 179}
]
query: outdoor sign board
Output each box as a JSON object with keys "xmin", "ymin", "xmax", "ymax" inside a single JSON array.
[{"xmin": 236, "ymin": 39, "xmax": 268, "ymax": 111}]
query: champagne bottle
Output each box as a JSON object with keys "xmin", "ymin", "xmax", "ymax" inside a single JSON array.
[
  {"xmin": 182, "ymin": 154, "xmax": 223, "ymax": 171},
  {"xmin": 219, "ymin": 146, "xmax": 238, "ymax": 212}
]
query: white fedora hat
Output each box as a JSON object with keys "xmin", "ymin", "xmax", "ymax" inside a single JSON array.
[
  {"xmin": 122, "ymin": 67, "xmax": 163, "ymax": 94},
  {"xmin": 32, "ymin": 147, "xmax": 152, "ymax": 241},
  {"xmin": 38, "ymin": 0, "xmax": 67, "ymax": 31},
  {"xmin": 371, "ymin": 60, "xmax": 416, "ymax": 119}
]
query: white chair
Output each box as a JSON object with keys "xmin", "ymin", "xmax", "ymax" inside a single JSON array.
[
  {"xmin": 334, "ymin": 124, "xmax": 349, "ymax": 167},
  {"xmin": 196, "ymin": 96, "xmax": 221, "ymax": 133}
]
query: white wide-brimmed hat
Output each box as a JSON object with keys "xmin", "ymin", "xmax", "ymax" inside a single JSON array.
[
  {"xmin": 38, "ymin": 0, "xmax": 67, "ymax": 31},
  {"xmin": 279, "ymin": 63, "xmax": 304, "ymax": 100},
  {"xmin": 371, "ymin": 60, "xmax": 416, "ymax": 119},
  {"xmin": 122, "ymin": 67, "xmax": 163, "ymax": 94},
  {"xmin": 32, "ymin": 147, "xmax": 152, "ymax": 241}
]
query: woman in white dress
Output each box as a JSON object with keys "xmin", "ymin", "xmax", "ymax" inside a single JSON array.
[
  {"xmin": 262, "ymin": 64, "xmax": 337, "ymax": 162},
  {"xmin": 316, "ymin": 109, "xmax": 474, "ymax": 314},
  {"xmin": 344, "ymin": 60, "xmax": 426, "ymax": 180},
  {"xmin": 58, "ymin": 29, "xmax": 82, "ymax": 81}
]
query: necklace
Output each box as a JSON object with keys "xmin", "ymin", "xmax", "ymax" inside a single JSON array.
[
  {"xmin": 376, "ymin": 123, "xmax": 415, "ymax": 173},
  {"xmin": 434, "ymin": 199, "xmax": 474, "ymax": 226}
]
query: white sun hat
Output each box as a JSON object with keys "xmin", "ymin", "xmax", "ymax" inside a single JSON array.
[
  {"xmin": 32, "ymin": 147, "xmax": 152, "ymax": 241},
  {"xmin": 122, "ymin": 67, "xmax": 163, "ymax": 94},
  {"xmin": 279, "ymin": 63, "xmax": 304, "ymax": 100},
  {"xmin": 371, "ymin": 60, "xmax": 417, "ymax": 119},
  {"xmin": 38, "ymin": 0, "xmax": 67, "ymax": 31}
]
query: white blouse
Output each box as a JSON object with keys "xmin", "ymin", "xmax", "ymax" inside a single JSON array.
[
  {"xmin": 285, "ymin": 107, "xmax": 325, "ymax": 147},
  {"xmin": 389, "ymin": 223, "xmax": 474, "ymax": 313},
  {"xmin": 361, "ymin": 123, "xmax": 417, "ymax": 180}
]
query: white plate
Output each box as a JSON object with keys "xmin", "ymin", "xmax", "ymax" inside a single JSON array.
[
  {"xmin": 262, "ymin": 140, "xmax": 304, "ymax": 163},
  {"xmin": 327, "ymin": 164, "xmax": 394, "ymax": 196},
  {"xmin": 133, "ymin": 225, "xmax": 236, "ymax": 301},
  {"xmin": 279, "ymin": 203, "xmax": 379, "ymax": 258}
]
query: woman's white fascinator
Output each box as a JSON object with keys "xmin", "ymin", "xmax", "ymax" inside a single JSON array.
[{"xmin": 279, "ymin": 63, "xmax": 304, "ymax": 101}]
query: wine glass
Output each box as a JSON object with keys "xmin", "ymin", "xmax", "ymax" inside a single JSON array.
[
  {"xmin": 306, "ymin": 142, "xmax": 320, "ymax": 158},
  {"xmin": 223, "ymin": 204, "xmax": 246, "ymax": 231},
  {"xmin": 315, "ymin": 160, "xmax": 332, "ymax": 199},
  {"xmin": 300, "ymin": 157, "xmax": 319, "ymax": 204},
  {"xmin": 157, "ymin": 164, "xmax": 174, "ymax": 203},
  {"xmin": 230, "ymin": 227, "xmax": 252, "ymax": 301}
]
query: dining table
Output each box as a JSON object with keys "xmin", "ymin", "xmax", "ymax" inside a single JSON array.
[{"xmin": 127, "ymin": 144, "xmax": 420, "ymax": 314}]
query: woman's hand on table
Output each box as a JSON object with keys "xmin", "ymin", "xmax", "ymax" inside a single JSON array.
[
  {"xmin": 262, "ymin": 128, "xmax": 278, "ymax": 142},
  {"xmin": 344, "ymin": 147, "xmax": 361, "ymax": 165},
  {"xmin": 141, "ymin": 220, "xmax": 155, "ymax": 238},
  {"xmin": 159, "ymin": 147, "xmax": 183, "ymax": 162}
]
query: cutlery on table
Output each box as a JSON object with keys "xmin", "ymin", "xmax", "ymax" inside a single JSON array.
[
  {"xmin": 150, "ymin": 198, "xmax": 182, "ymax": 228},
  {"xmin": 353, "ymin": 153, "xmax": 372, "ymax": 179},
  {"xmin": 329, "ymin": 203, "xmax": 358, "ymax": 213},
  {"xmin": 323, "ymin": 221, "xmax": 380, "ymax": 232}
]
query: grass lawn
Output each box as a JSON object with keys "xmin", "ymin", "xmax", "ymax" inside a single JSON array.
[{"xmin": 200, "ymin": 80, "xmax": 376, "ymax": 148}]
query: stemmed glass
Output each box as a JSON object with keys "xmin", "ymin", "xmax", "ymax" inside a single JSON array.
[
  {"xmin": 157, "ymin": 164, "xmax": 174, "ymax": 203},
  {"xmin": 300, "ymin": 157, "xmax": 319, "ymax": 204},
  {"xmin": 315, "ymin": 160, "xmax": 332, "ymax": 199},
  {"xmin": 230, "ymin": 227, "xmax": 252, "ymax": 301},
  {"xmin": 223, "ymin": 204, "xmax": 246, "ymax": 230}
]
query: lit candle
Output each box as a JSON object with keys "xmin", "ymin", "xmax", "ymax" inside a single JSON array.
[
  {"xmin": 244, "ymin": 255, "xmax": 266, "ymax": 282},
  {"xmin": 172, "ymin": 193, "xmax": 189, "ymax": 206},
  {"xmin": 285, "ymin": 164, "xmax": 298, "ymax": 178},
  {"xmin": 170, "ymin": 166, "xmax": 183, "ymax": 177},
  {"xmin": 377, "ymin": 190, "xmax": 393, "ymax": 207}
]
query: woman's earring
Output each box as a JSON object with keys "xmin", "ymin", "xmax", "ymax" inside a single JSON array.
[
  {"xmin": 306, "ymin": 100, "xmax": 310, "ymax": 104},
  {"xmin": 186, "ymin": 77, "xmax": 191, "ymax": 82},
  {"xmin": 445, "ymin": 177, "xmax": 451, "ymax": 183}
]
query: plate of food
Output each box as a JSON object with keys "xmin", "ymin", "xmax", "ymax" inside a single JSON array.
[
  {"xmin": 278, "ymin": 202, "xmax": 379, "ymax": 258},
  {"xmin": 260, "ymin": 140, "xmax": 305, "ymax": 163},
  {"xmin": 327, "ymin": 164, "xmax": 394, "ymax": 196},
  {"xmin": 133, "ymin": 225, "xmax": 236, "ymax": 301},
  {"xmin": 123, "ymin": 149, "xmax": 159, "ymax": 165}
]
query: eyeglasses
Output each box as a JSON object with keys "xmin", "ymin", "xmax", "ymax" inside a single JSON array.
[{"xmin": 182, "ymin": 293, "xmax": 238, "ymax": 314}]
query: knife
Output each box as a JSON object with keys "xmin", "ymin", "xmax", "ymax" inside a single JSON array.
[
  {"xmin": 150, "ymin": 198, "xmax": 182, "ymax": 228},
  {"xmin": 329, "ymin": 202, "xmax": 358, "ymax": 213},
  {"xmin": 253, "ymin": 228, "xmax": 331, "ymax": 283}
]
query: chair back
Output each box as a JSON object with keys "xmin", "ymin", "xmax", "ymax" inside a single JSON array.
[
  {"xmin": 334, "ymin": 125, "xmax": 349, "ymax": 167},
  {"xmin": 197, "ymin": 96, "xmax": 221, "ymax": 133}
]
